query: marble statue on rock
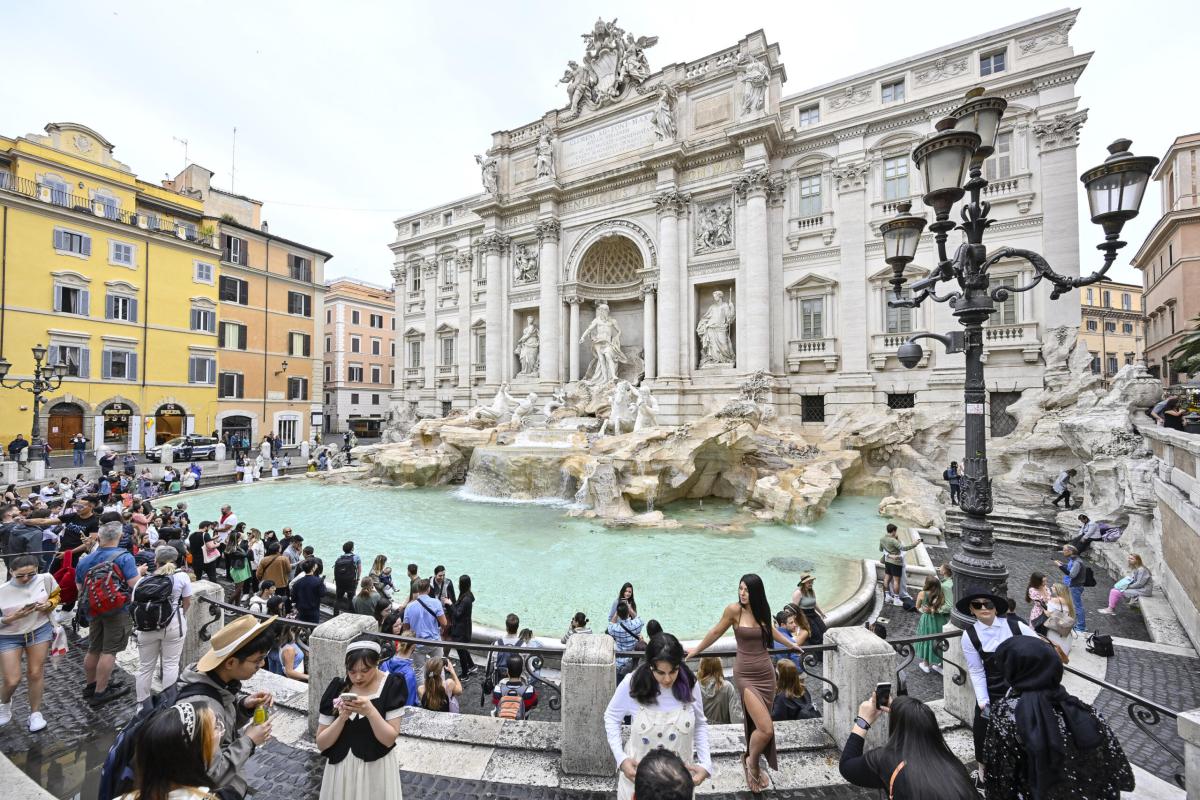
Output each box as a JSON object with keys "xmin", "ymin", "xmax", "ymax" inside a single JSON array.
[
  {"xmin": 515, "ymin": 317, "xmax": 541, "ymax": 376},
  {"xmin": 697, "ymin": 289, "xmax": 736, "ymax": 367},
  {"xmin": 535, "ymin": 125, "xmax": 556, "ymax": 180},
  {"xmin": 650, "ymin": 84, "xmax": 677, "ymax": 142},
  {"xmin": 560, "ymin": 59, "xmax": 598, "ymax": 117},
  {"xmin": 512, "ymin": 392, "xmax": 539, "ymax": 428},
  {"xmin": 634, "ymin": 385, "xmax": 660, "ymax": 431},
  {"xmin": 475, "ymin": 154, "xmax": 499, "ymax": 195},
  {"xmin": 513, "ymin": 244, "xmax": 539, "ymax": 283},
  {"xmin": 580, "ymin": 302, "xmax": 629, "ymax": 387},
  {"xmin": 543, "ymin": 387, "xmax": 567, "ymax": 418},
  {"xmin": 736, "ymin": 53, "xmax": 769, "ymax": 117},
  {"xmin": 468, "ymin": 382, "xmax": 518, "ymax": 424},
  {"xmin": 601, "ymin": 380, "xmax": 635, "ymax": 436}
]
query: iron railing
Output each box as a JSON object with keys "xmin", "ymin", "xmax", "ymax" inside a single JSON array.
[{"xmin": 887, "ymin": 629, "xmax": 968, "ymax": 696}]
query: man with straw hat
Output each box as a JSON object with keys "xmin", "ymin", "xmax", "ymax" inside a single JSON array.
[{"xmin": 176, "ymin": 613, "xmax": 278, "ymax": 797}]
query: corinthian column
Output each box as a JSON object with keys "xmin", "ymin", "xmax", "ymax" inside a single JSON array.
[
  {"xmin": 536, "ymin": 220, "xmax": 561, "ymax": 384},
  {"xmin": 1032, "ymin": 110, "xmax": 1087, "ymax": 331},
  {"xmin": 481, "ymin": 233, "xmax": 509, "ymax": 386},
  {"xmin": 567, "ymin": 296, "xmax": 582, "ymax": 382},
  {"xmin": 456, "ymin": 251, "xmax": 472, "ymax": 389},
  {"xmin": 422, "ymin": 258, "xmax": 438, "ymax": 389},
  {"xmin": 735, "ymin": 169, "xmax": 772, "ymax": 373},
  {"xmin": 654, "ymin": 190, "xmax": 688, "ymax": 380},
  {"xmin": 641, "ymin": 283, "xmax": 657, "ymax": 381}
]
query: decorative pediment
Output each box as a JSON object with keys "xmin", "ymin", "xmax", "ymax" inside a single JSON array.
[
  {"xmin": 435, "ymin": 322, "xmax": 458, "ymax": 335},
  {"xmin": 786, "ymin": 273, "xmax": 838, "ymax": 296},
  {"xmin": 470, "ymin": 318, "xmax": 486, "ymax": 330},
  {"xmin": 104, "ymin": 280, "xmax": 139, "ymax": 294},
  {"xmin": 50, "ymin": 270, "xmax": 91, "ymax": 286},
  {"xmin": 868, "ymin": 264, "xmax": 930, "ymax": 285},
  {"xmin": 190, "ymin": 296, "xmax": 217, "ymax": 309},
  {"xmin": 403, "ymin": 326, "xmax": 423, "ymax": 338}
]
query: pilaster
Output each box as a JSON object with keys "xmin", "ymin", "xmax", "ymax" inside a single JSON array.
[
  {"xmin": 456, "ymin": 251, "xmax": 472, "ymax": 390},
  {"xmin": 422, "ymin": 258, "xmax": 438, "ymax": 390},
  {"xmin": 480, "ymin": 233, "xmax": 510, "ymax": 386},
  {"xmin": 536, "ymin": 220, "xmax": 562, "ymax": 385},
  {"xmin": 654, "ymin": 189, "xmax": 688, "ymax": 381},
  {"xmin": 1033, "ymin": 109, "xmax": 1087, "ymax": 331}
]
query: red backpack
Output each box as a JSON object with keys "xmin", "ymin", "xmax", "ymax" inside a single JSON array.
[
  {"xmin": 82, "ymin": 551, "xmax": 132, "ymax": 618},
  {"xmin": 53, "ymin": 549, "xmax": 79, "ymax": 607}
]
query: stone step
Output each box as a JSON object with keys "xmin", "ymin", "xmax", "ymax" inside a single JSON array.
[{"xmin": 943, "ymin": 508, "xmax": 1070, "ymax": 547}]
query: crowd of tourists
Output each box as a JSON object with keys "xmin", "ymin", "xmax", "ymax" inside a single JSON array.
[{"xmin": 0, "ymin": 478, "xmax": 1150, "ymax": 800}]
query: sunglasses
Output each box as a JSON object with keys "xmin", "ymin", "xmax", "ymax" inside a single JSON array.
[{"xmin": 970, "ymin": 600, "xmax": 995, "ymax": 610}]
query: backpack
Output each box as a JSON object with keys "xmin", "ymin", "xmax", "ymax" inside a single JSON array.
[
  {"xmin": 82, "ymin": 551, "xmax": 133, "ymax": 619},
  {"xmin": 495, "ymin": 681, "xmax": 528, "ymax": 720},
  {"xmin": 5, "ymin": 523, "xmax": 43, "ymax": 559},
  {"xmin": 1082, "ymin": 566, "xmax": 1097, "ymax": 587},
  {"xmin": 97, "ymin": 681, "xmax": 224, "ymax": 800},
  {"xmin": 1086, "ymin": 632, "xmax": 1115, "ymax": 657},
  {"xmin": 266, "ymin": 646, "xmax": 286, "ymax": 676},
  {"xmin": 334, "ymin": 554, "xmax": 358, "ymax": 584},
  {"xmin": 1097, "ymin": 523, "xmax": 1124, "ymax": 543},
  {"xmin": 130, "ymin": 574, "xmax": 176, "ymax": 632}
]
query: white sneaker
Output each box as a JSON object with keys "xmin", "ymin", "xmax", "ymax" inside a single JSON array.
[
  {"xmin": 918, "ymin": 662, "xmax": 931, "ymax": 673},
  {"xmin": 1096, "ymin": 608, "xmax": 1115, "ymax": 615},
  {"xmin": 931, "ymin": 664, "xmax": 944, "ymax": 675},
  {"xmin": 0, "ymin": 703, "xmax": 10, "ymax": 726},
  {"xmin": 28, "ymin": 712, "xmax": 46, "ymax": 732},
  {"xmin": 892, "ymin": 597, "xmax": 904, "ymax": 606}
]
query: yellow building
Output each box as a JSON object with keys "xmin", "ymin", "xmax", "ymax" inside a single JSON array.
[
  {"xmin": 1078, "ymin": 280, "xmax": 1145, "ymax": 384},
  {"xmin": 0, "ymin": 123, "xmax": 221, "ymax": 453}
]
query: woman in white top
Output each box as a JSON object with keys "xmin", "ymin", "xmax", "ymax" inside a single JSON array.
[
  {"xmin": 0, "ymin": 555, "xmax": 59, "ymax": 731},
  {"xmin": 133, "ymin": 546, "xmax": 194, "ymax": 702},
  {"xmin": 604, "ymin": 633, "xmax": 711, "ymax": 800},
  {"xmin": 115, "ymin": 700, "xmax": 221, "ymax": 800}
]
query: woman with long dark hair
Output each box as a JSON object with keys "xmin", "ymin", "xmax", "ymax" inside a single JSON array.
[
  {"xmin": 449, "ymin": 574, "xmax": 476, "ymax": 676},
  {"xmin": 686, "ymin": 574, "xmax": 801, "ymax": 793},
  {"xmin": 984, "ymin": 635, "xmax": 1133, "ymax": 800},
  {"xmin": 116, "ymin": 701, "xmax": 222, "ymax": 800},
  {"xmin": 604, "ymin": 633, "xmax": 711, "ymax": 800},
  {"xmin": 417, "ymin": 657, "xmax": 462, "ymax": 713},
  {"xmin": 839, "ymin": 692, "xmax": 976, "ymax": 799},
  {"xmin": 316, "ymin": 640, "xmax": 405, "ymax": 799},
  {"xmin": 609, "ymin": 582, "xmax": 637, "ymax": 623}
]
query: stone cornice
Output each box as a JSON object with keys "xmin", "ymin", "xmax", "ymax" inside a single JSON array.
[{"xmin": 783, "ymin": 246, "xmax": 841, "ymax": 266}]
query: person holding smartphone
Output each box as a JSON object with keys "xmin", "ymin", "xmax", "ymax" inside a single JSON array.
[
  {"xmin": 0, "ymin": 555, "xmax": 59, "ymax": 731},
  {"xmin": 316, "ymin": 639, "xmax": 405, "ymax": 800},
  {"xmin": 839, "ymin": 687, "xmax": 976, "ymax": 799}
]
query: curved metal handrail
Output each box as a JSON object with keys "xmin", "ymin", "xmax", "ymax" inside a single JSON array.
[{"xmin": 885, "ymin": 630, "xmax": 968, "ymax": 693}]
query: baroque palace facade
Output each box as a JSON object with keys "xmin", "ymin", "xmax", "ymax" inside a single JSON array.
[{"xmin": 390, "ymin": 10, "xmax": 1089, "ymax": 425}]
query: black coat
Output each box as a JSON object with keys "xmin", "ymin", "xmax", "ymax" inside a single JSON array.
[{"xmin": 449, "ymin": 591, "xmax": 474, "ymax": 642}]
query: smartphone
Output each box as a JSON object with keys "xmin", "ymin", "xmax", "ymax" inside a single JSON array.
[
  {"xmin": 339, "ymin": 692, "xmax": 358, "ymax": 704},
  {"xmin": 875, "ymin": 681, "xmax": 892, "ymax": 709}
]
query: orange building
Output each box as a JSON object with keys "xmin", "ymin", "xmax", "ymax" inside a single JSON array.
[
  {"xmin": 322, "ymin": 277, "xmax": 395, "ymax": 436},
  {"xmin": 165, "ymin": 165, "xmax": 331, "ymax": 446}
]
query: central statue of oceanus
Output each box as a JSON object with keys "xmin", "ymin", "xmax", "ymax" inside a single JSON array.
[{"xmin": 579, "ymin": 302, "xmax": 628, "ymax": 387}]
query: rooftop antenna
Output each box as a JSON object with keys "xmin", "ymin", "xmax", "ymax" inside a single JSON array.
[
  {"xmin": 230, "ymin": 126, "xmax": 238, "ymax": 192},
  {"xmin": 172, "ymin": 136, "xmax": 189, "ymax": 170}
]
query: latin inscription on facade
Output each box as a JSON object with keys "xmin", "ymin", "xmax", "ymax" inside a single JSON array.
[
  {"xmin": 693, "ymin": 93, "xmax": 731, "ymax": 129},
  {"xmin": 561, "ymin": 180, "xmax": 655, "ymax": 213},
  {"xmin": 561, "ymin": 113, "xmax": 654, "ymax": 170}
]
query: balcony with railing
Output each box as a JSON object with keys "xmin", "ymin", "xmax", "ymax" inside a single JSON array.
[
  {"xmin": 786, "ymin": 211, "xmax": 835, "ymax": 249},
  {"xmin": 869, "ymin": 195, "xmax": 926, "ymax": 234},
  {"xmin": 980, "ymin": 172, "xmax": 1034, "ymax": 214},
  {"xmin": 0, "ymin": 174, "xmax": 214, "ymax": 247},
  {"xmin": 982, "ymin": 320, "xmax": 1040, "ymax": 363},
  {"xmin": 436, "ymin": 364, "xmax": 458, "ymax": 382},
  {"xmin": 786, "ymin": 337, "xmax": 839, "ymax": 372},
  {"xmin": 870, "ymin": 331, "xmax": 929, "ymax": 370}
]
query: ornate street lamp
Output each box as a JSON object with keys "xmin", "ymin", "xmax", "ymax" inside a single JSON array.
[
  {"xmin": 0, "ymin": 344, "xmax": 70, "ymax": 464},
  {"xmin": 884, "ymin": 89, "xmax": 1158, "ymax": 627}
]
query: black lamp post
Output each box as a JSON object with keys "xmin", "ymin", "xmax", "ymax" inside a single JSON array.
[
  {"xmin": 0, "ymin": 344, "xmax": 70, "ymax": 463},
  {"xmin": 881, "ymin": 89, "xmax": 1159, "ymax": 628}
]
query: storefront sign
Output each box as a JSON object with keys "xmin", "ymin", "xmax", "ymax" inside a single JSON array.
[{"xmin": 156, "ymin": 403, "xmax": 184, "ymax": 417}]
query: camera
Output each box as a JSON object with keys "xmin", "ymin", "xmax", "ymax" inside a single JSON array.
[{"xmin": 896, "ymin": 341, "xmax": 924, "ymax": 369}]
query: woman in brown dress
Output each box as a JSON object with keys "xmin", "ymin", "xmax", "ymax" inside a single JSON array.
[{"xmin": 687, "ymin": 573, "xmax": 803, "ymax": 792}]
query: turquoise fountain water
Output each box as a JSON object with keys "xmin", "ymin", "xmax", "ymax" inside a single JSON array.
[{"xmin": 186, "ymin": 482, "xmax": 890, "ymax": 638}]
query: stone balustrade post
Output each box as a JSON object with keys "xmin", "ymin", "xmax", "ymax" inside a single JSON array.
[
  {"xmin": 181, "ymin": 580, "xmax": 225, "ymax": 670},
  {"xmin": 941, "ymin": 625, "xmax": 977, "ymax": 726},
  {"xmin": 822, "ymin": 626, "xmax": 897, "ymax": 747},
  {"xmin": 28, "ymin": 460, "xmax": 45, "ymax": 480},
  {"xmin": 0, "ymin": 461, "xmax": 16, "ymax": 485},
  {"xmin": 1178, "ymin": 708, "xmax": 1200, "ymax": 799},
  {"xmin": 560, "ymin": 633, "xmax": 616, "ymax": 776},
  {"xmin": 307, "ymin": 613, "xmax": 379, "ymax": 734}
]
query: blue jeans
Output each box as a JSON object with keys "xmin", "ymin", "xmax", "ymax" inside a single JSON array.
[
  {"xmin": 73, "ymin": 450, "xmax": 85, "ymax": 466},
  {"xmin": 1069, "ymin": 585, "xmax": 1086, "ymax": 631}
]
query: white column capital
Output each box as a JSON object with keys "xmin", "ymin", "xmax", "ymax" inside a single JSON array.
[{"xmin": 1032, "ymin": 109, "xmax": 1088, "ymax": 154}]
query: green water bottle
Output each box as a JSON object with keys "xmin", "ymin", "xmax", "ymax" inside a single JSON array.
[{"xmin": 253, "ymin": 705, "xmax": 268, "ymax": 725}]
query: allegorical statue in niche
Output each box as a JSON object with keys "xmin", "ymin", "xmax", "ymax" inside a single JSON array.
[
  {"xmin": 697, "ymin": 289, "xmax": 736, "ymax": 367},
  {"xmin": 515, "ymin": 316, "xmax": 540, "ymax": 376},
  {"xmin": 735, "ymin": 53, "xmax": 770, "ymax": 117},
  {"xmin": 535, "ymin": 125, "xmax": 556, "ymax": 180},
  {"xmin": 580, "ymin": 302, "xmax": 628, "ymax": 386},
  {"xmin": 650, "ymin": 84, "xmax": 676, "ymax": 142},
  {"xmin": 513, "ymin": 244, "xmax": 539, "ymax": 283},
  {"xmin": 475, "ymin": 153, "xmax": 499, "ymax": 195}
]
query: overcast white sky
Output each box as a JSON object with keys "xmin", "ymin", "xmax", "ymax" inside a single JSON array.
[{"xmin": 3, "ymin": 1, "xmax": 1194, "ymax": 287}]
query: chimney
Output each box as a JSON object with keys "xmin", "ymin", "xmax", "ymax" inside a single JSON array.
[{"xmin": 260, "ymin": 221, "xmax": 269, "ymax": 233}]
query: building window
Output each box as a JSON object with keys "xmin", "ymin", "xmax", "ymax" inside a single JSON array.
[
  {"xmin": 1089, "ymin": 352, "xmax": 1100, "ymax": 374},
  {"xmin": 289, "ymin": 332, "xmax": 311, "ymax": 357},
  {"xmin": 351, "ymin": 336, "xmax": 361, "ymax": 353},
  {"xmin": 887, "ymin": 393, "xmax": 916, "ymax": 409},
  {"xmin": 348, "ymin": 365, "xmax": 364, "ymax": 382},
  {"xmin": 441, "ymin": 258, "xmax": 455, "ymax": 287},
  {"xmin": 288, "ymin": 254, "xmax": 312, "ymax": 282},
  {"xmin": 193, "ymin": 261, "xmax": 214, "ymax": 284},
  {"xmin": 984, "ymin": 131, "xmax": 1012, "ymax": 181},
  {"xmin": 881, "ymin": 79, "xmax": 905, "ymax": 104},
  {"xmin": 220, "ymin": 321, "xmax": 248, "ymax": 350},
  {"xmin": 390, "ymin": 368, "xmax": 395, "ymax": 383},
  {"xmin": 53, "ymin": 228, "xmax": 91, "ymax": 258},
  {"xmin": 1085, "ymin": 288, "xmax": 1093, "ymax": 305},
  {"xmin": 41, "ymin": 175, "xmax": 70, "ymax": 206},
  {"xmin": 326, "ymin": 309, "xmax": 332, "ymax": 324},
  {"xmin": 218, "ymin": 372, "xmax": 244, "ymax": 399},
  {"xmin": 885, "ymin": 288, "xmax": 913, "ymax": 334},
  {"xmin": 53, "ymin": 284, "xmax": 90, "ymax": 316},
  {"xmin": 373, "ymin": 394, "xmax": 382, "ymax": 405},
  {"xmin": 324, "ymin": 365, "xmax": 331, "ymax": 382},
  {"xmin": 410, "ymin": 269, "xmax": 422, "ymax": 293},
  {"xmin": 1125, "ymin": 352, "xmax": 1135, "ymax": 365},
  {"xmin": 798, "ymin": 105, "xmax": 819, "ymax": 127},
  {"xmin": 800, "ymin": 298, "xmax": 823, "ymax": 340},
  {"xmin": 277, "ymin": 418, "xmax": 299, "ymax": 445},
  {"xmin": 325, "ymin": 336, "xmax": 331, "ymax": 353},
  {"xmin": 175, "ymin": 221, "xmax": 198, "ymax": 241},
  {"xmin": 883, "ymin": 156, "xmax": 909, "ymax": 200},
  {"xmin": 190, "ymin": 307, "xmax": 216, "ymax": 333},
  {"xmin": 1102, "ymin": 290, "xmax": 1111, "ymax": 308},
  {"xmin": 798, "ymin": 174, "xmax": 821, "ymax": 217},
  {"xmin": 1086, "ymin": 320, "xmax": 1097, "ymax": 331},
  {"xmin": 101, "ymin": 350, "xmax": 137, "ymax": 381},
  {"xmin": 991, "ymin": 276, "xmax": 1018, "ymax": 325},
  {"xmin": 109, "ymin": 241, "xmax": 135, "ymax": 267},
  {"xmin": 800, "ymin": 395, "xmax": 825, "ymax": 423},
  {"xmin": 371, "ymin": 338, "xmax": 381, "ymax": 356},
  {"xmin": 93, "ymin": 193, "xmax": 120, "ymax": 221},
  {"xmin": 350, "ymin": 392, "xmax": 360, "ymax": 404},
  {"xmin": 990, "ymin": 391, "xmax": 1021, "ymax": 437},
  {"xmin": 1105, "ymin": 352, "xmax": 1118, "ymax": 375},
  {"xmin": 408, "ymin": 340, "xmax": 421, "ymax": 368},
  {"xmin": 410, "ymin": 221, "xmax": 420, "ymax": 236},
  {"xmin": 474, "ymin": 332, "xmax": 486, "ymax": 367},
  {"xmin": 221, "ymin": 234, "xmax": 247, "ymax": 265},
  {"xmin": 1122, "ymin": 323, "xmax": 1134, "ymax": 334},
  {"xmin": 286, "ymin": 377, "xmax": 308, "ymax": 400},
  {"xmin": 324, "ymin": 392, "xmax": 330, "ymax": 405},
  {"xmin": 443, "ymin": 211, "xmax": 453, "ymax": 226},
  {"xmin": 188, "ymin": 355, "xmax": 216, "ymax": 384},
  {"xmin": 1121, "ymin": 293, "xmax": 1131, "ymax": 310},
  {"xmin": 219, "ymin": 276, "xmax": 248, "ymax": 304},
  {"xmin": 287, "ymin": 291, "xmax": 312, "ymax": 317},
  {"xmin": 352, "ymin": 310, "xmax": 361, "ymax": 325},
  {"xmin": 371, "ymin": 365, "xmax": 381, "ymax": 383},
  {"xmin": 1104, "ymin": 322, "xmax": 1116, "ymax": 333},
  {"xmin": 979, "ymin": 50, "xmax": 1006, "ymax": 76},
  {"xmin": 370, "ymin": 313, "xmax": 383, "ymax": 328},
  {"xmin": 48, "ymin": 344, "xmax": 89, "ymax": 378},
  {"xmin": 105, "ymin": 293, "xmax": 138, "ymax": 322},
  {"xmin": 440, "ymin": 337, "xmax": 455, "ymax": 366}
]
